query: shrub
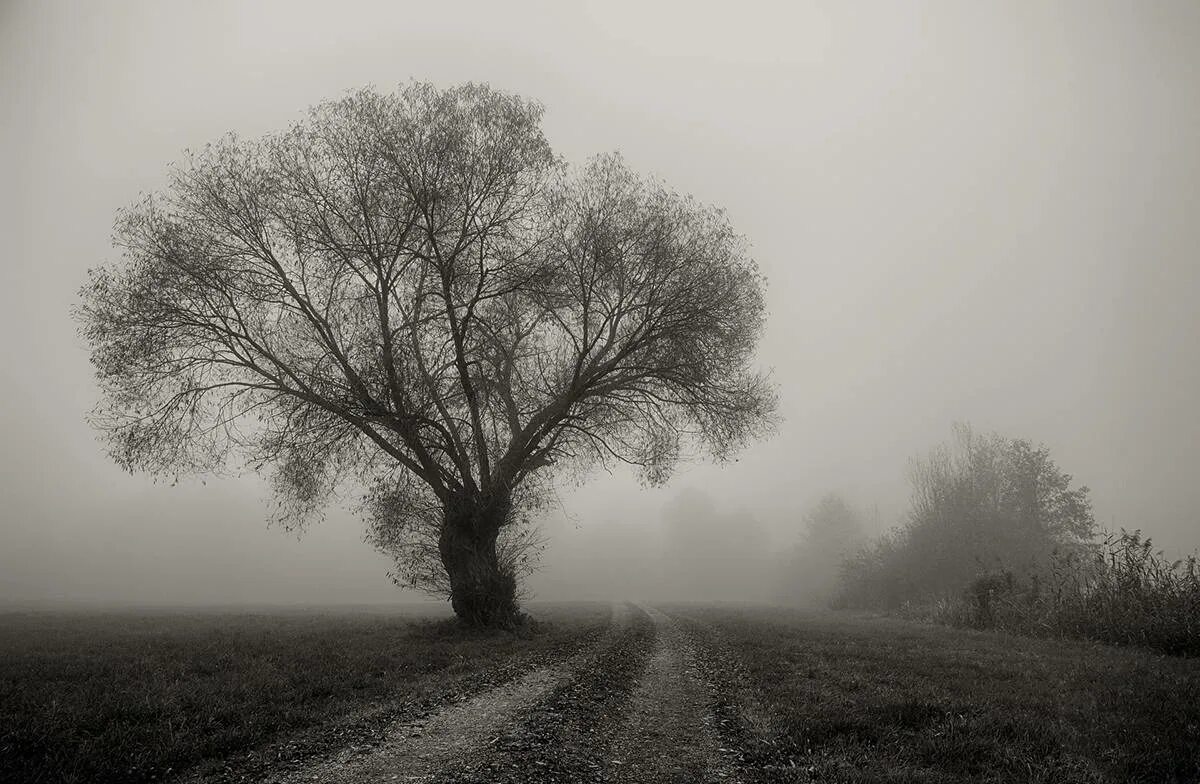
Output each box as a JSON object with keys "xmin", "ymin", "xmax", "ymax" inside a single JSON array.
[{"xmin": 943, "ymin": 531, "xmax": 1200, "ymax": 656}]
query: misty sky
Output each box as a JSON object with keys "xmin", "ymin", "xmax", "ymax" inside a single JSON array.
[{"xmin": 2, "ymin": 1, "xmax": 1198, "ymax": 605}]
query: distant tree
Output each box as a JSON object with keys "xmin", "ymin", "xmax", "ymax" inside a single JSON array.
[
  {"xmin": 904, "ymin": 424, "xmax": 1094, "ymax": 596},
  {"xmin": 661, "ymin": 488, "xmax": 771, "ymax": 602},
  {"xmin": 76, "ymin": 83, "xmax": 776, "ymax": 627},
  {"xmin": 837, "ymin": 424, "xmax": 1095, "ymax": 609},
  {"xmin": 781, "ymin": 493, "xmax": 865, "ymax": 605}
]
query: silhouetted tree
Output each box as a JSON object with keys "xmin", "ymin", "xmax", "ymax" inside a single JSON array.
[
  {"xmin": 904, "ymin": 424, "xmax": 1094, "ymax": 596},
  {"xmin": 76, "ymin": 83, "xmax": 776, "ymax": 626}
]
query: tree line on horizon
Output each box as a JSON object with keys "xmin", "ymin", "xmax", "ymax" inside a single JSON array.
[{"xmin": 783, "ymin": 424, "xmax": 1200, "ymax": 656}]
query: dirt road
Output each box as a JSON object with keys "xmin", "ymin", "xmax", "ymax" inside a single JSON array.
[
  {"xmin": 237, "ymin": 602, "xmax": 748, "ymax": 784},
  {"xmin": 259, "ymin": 666, "xmax": 572, "ymax": 784}
]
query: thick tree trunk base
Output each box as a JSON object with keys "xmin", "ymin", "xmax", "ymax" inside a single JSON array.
[
  {"xmin": 440, "ymin": 492, "xmax": 522, "ymax": 629},
  {"xmin": 449, "ymin": 573, "xmax": 522, "ymax": 629}
]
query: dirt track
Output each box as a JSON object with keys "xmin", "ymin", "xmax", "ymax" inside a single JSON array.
[
  {"xmin": 604, "ymin": 604, "xmax": 739, "ymax": 783},
  {"xmin": 260, "ymin": 667, "xmax": 571, "ymax": 784},
  {"xmin": 241, "ymin": 602, "xmax": 746, "ymax": 784}
]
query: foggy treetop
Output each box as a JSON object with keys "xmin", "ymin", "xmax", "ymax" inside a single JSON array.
[{"xmin": 79, "ymin": 85, "xmax": 775, "ymax": 519}]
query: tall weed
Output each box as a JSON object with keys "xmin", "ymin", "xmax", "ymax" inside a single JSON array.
[{"xmin": 948, "ymin": 531, "xmax": 1200, "ymax": 655}]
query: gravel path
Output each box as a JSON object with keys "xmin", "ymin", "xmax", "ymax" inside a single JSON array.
[{"xmin": 259, "ymin": 666, "xmax": 571, "ymax": 784}]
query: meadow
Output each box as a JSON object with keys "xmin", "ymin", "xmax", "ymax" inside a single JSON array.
[{"xmin": 680, "ymin": 605, "xmax": 1200, "ymax": 783}]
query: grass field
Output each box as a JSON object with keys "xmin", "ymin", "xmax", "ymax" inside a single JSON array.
[
  {"xmin": 4, "ymin": 602, "xmax": 1199, "ymax": 783},
  {"xmin": 678, "ymin": 605, "xmax": 1200, "ymax": 783},
  {"xmin": 0, "ymin": 603, "xmax": 610, "ymax": 784}
]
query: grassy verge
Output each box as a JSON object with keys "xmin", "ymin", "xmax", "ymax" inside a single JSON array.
[
  {"xmin": 676, "ymin": 605, "xmax": 1200, "ymax": 784},
  {"xmin": 0, "ymin": 602, "xmax": 610, "ymax": 784}
]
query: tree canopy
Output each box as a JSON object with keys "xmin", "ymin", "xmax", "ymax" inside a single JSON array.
[{"xmin": 77, "ymin": 82, "xmax": 776, "ymax": 621}]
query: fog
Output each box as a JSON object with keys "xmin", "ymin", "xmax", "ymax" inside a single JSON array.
[{"xmin": 2, "ymin": 1, "xmax": 1198, "ymax": 606}]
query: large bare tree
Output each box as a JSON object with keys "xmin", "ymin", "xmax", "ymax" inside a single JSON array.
[{"xmin": 77, "ymin": 83, "xmax": 776, "ymax": 626}]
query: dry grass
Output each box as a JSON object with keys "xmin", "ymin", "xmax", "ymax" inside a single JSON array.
[{"xmin": 0, "ymin": 602, "xmax": 609, "ymax": 784}]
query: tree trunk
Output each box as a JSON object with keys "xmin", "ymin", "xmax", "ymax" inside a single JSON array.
[{"xmin": 439, "ymin": 491, "xmax": 520, "ymax": 628}]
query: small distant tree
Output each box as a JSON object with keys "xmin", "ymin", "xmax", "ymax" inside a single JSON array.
[
  {"xmin": 76, "ymin": 83, "xmax": 776, "ymax": 627},
  {"xmin": 782, "ymin": 493, "xmax": 865, "ymax": 605}
]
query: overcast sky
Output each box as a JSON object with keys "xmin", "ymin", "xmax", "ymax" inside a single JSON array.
[{"xmin": 2, "ymin": 0, "xmax": 1198, "ymax": 605}]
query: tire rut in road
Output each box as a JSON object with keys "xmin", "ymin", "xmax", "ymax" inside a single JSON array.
[
  {"xmin": 257, "ymin": 667, "xmax": 571, "ymax": 784},
  {"xmin": 672, "ymin": 611, "xmax": 795, "ymax": 784},
  {"xmin": 442, "ymin": 601, "xmax": 656, "ymax": 784},
  {"xmin": 604, "ymin": 604, "xmax": 742, "ymax": 783}
]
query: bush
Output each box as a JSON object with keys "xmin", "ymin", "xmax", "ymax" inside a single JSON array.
[{"xmin": 942, "ymin": 531, "xmax": 1200, "ymax": 656}]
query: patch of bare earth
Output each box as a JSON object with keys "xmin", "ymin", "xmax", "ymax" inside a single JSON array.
[
  {"xmin": 258, "ymin": 668, "xmax": 568, "ymax": 784},
  {"xmin": 604, "ymin": 604, "xmax": 742, "ymax": 784}
]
